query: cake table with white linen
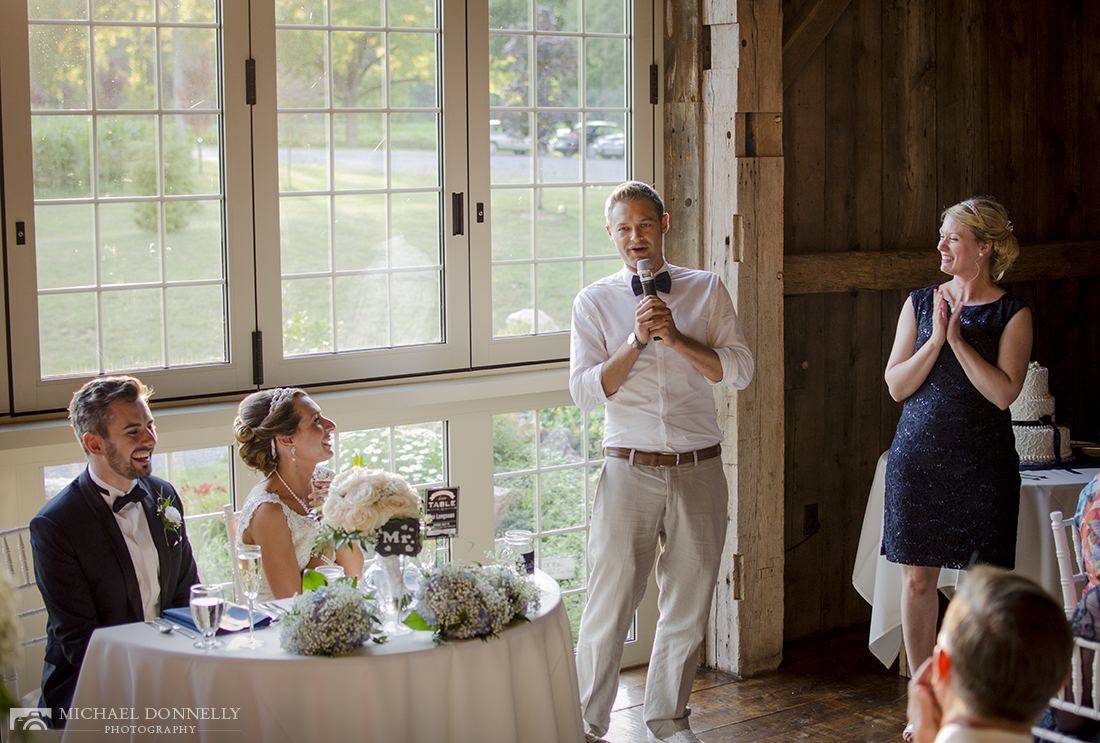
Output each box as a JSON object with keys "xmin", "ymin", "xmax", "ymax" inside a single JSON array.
[{"xmin": 853, "ymin": 451, "xmax": 1099, "ymax": 669}]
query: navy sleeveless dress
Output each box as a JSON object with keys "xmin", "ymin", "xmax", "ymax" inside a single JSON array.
[{"xmin": 882, "ymin": 285, "xmax": 1028, "ymax": 569}]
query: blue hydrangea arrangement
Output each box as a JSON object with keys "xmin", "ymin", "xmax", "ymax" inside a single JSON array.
[{"xmin": 279, "ymin": 583, "xmax": 377, "ymax": 656}]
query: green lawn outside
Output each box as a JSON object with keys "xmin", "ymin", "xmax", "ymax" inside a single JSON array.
[{"xmin": 34, "ymin": 144, "xmax": 623, "ymax": 373}]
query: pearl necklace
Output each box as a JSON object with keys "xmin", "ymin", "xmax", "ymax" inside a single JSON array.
[{"xmin": 274, "ymin": 469, "xmax": 310, "ymax": 512}]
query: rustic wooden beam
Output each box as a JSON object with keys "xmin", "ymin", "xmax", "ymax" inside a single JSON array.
[
  {"xmin": 700, "ymin": 0, "xmax": 785, "ymax": 679},
  {"xmin": 782, "ymin": 241, "xmax": 1100, "ymax": 295},
  {"xmin": 782, "ymin": 0, "xmax": 854, "ymax": 91}
]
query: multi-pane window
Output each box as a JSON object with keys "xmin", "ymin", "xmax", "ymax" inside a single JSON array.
[
  {"xmin": 26, "ymin": 0, "xmax": 226, "ymax": 378},
  {"xmin": 275, "ymin": 0, "xmax": 445, "ymax": 357},
  {"xmin": 487, "ymin": 0, "xmax": 629, "ymax": 339},
  {"xmin": 1, "ymin": 0, "xmax": 652, "ymax": 412},
  {"xmin": 493, "ymin": 405, "xmax": 603, "ymax": 640},
  {"xmin": 333, "ymin": 421, "xmax": 446, "ymax": 488}
]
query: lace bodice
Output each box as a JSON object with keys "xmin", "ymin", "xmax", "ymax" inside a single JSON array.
[{"xmin": 236, "ymin": 489, "xmax": 321, "ymax": 602}]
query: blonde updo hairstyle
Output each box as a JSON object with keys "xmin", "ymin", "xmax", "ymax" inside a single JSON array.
[
  {"xmin": 234, "ymin": 388, "xmax": 307, "ymax": 473},
  {"xmin": 943, "ymin": 196, "xmax": 1020, "ymax": 282}
]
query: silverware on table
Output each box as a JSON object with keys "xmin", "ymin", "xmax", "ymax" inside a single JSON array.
[
  {"xmin": 153, "ymin": 617, "xmax": 197, "ymax": 639},
  {"xmin": 146, "ymin": 620, "xmax": 172, "ymax": 635},
  {"xmin": 259, "ymin": 602, "xmax": 287, "ymax": 618}
]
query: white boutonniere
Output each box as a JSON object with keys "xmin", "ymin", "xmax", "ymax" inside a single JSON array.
[{"xmin": 156, "ymin": 492, "xmax": 182, "ymax": 543}]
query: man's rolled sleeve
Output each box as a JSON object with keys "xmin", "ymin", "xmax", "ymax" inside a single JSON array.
[
  {"xmin": 569, "ymin": 295, "xmax": 612, "ymax": 412},
  {"xmin": 708, "ymin": 279, "xmax": 754, "ymax": 390}
]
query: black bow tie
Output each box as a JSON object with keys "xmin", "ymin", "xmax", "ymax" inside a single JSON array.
[
  {"xmin": 631, "ymin": 272, "xmax": 672, "ymax": 296},
  {"xmin": 111, "ymin": 485, "xmax": 146, "ymax": 514}
]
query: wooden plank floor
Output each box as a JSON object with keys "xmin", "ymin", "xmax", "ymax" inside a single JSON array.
[{"xmin": 604, "ymin": 622, "xmax": 909, "ymax": 742}]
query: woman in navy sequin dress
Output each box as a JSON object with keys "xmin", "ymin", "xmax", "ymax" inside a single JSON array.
[{"xmin": 882, "ymin": 197, "xmax": 1032, "ymax": 708}]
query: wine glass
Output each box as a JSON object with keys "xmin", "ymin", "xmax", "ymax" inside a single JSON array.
[
  {"xmin": 189, "ymin": 584, "xmax": 226, "ymax": 650},
  {"xmin": 236, "ymin": 544, "xmax": 265, "ymax": 648}
]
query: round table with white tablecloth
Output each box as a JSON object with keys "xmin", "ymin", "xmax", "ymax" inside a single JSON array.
[{"xmin": 62, "ymin": 570, "xmax": 583, "ymax": 743}]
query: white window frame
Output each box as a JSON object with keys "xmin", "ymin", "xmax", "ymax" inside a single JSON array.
[
  {"xmin": 0, "ymin": 0, "xmax": 660, "ymax": 414},
  {"xmin": 468, "ymin": 0, "xmax": 658, "ymax": 368}
]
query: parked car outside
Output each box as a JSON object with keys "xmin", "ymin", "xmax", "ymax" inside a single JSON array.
[
  {"xmin": 489, "ymin": 120, "xmax": 531, "ymax": 154},
  {"xmin": 549, "ymin": 121, "xmax": 622, "ymax": 157},
  {"xmin": 592, "ymin": 132, "xmax": 625, "ymax": 158}
]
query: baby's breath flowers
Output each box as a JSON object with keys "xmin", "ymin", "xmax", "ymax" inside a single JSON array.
[
  {"xmin": 415, "ymin": 563, "xmax": 540, "ymax": 643},
  {"xmin": 279, "ymin": 583, "xmax": 376, "ymax": 656}
]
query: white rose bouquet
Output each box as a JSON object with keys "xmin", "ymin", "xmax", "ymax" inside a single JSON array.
[{"xmin": 318, "ymin": 467, "xmax": 422, "ymax": 551}]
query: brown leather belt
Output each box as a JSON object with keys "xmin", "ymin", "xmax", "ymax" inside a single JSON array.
[{"xmin": 603, "ymin": 444, "xmax": 722, "ymax": 467}]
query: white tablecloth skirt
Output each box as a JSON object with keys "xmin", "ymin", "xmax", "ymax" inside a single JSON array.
[{"xmin": 853, "ymin": 451, "xmax": 1099, "ymax": 667}]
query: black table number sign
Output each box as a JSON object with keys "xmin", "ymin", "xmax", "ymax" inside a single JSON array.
[{"xmin": 424, "ymin": 487, "xmax": 459, "ymax": 538}]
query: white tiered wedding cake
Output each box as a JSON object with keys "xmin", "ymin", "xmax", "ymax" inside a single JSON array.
[{"xmin": 1010, "ymin": 362, "xmax": 1072, "ymax": 465}]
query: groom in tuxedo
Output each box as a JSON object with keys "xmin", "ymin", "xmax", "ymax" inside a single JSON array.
[{"xmin": 30, "ymin": 376, "xmax": 200, "ymax": 725}]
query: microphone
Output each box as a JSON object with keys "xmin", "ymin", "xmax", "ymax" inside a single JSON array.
[
  {"xmin": 636, "ymin": 259, "xmax": 658, "ymax": 297},
  {"xmin": 636, "ymin": 259, "xmax": 661, "ymax": 341}
]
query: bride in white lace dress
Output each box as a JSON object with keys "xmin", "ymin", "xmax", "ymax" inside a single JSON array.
[{"xmin": 233, "ymin": 388, "xmax": 363, "ymax": 601}]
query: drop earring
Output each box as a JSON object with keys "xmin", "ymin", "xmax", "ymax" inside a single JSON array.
[{"xmin": 291, "ymin": 445, "xmax": 296, "ymax": 462}]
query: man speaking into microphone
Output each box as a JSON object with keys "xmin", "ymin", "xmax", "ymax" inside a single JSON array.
[{"xmin": 569, "ymin": 181, "xmax": 754, "ymax": 743}]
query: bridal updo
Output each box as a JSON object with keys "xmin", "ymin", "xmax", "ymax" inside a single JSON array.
[
  {"xmin": 943, "ymin": 196, "xmax": 1020, "ymax": 282},
  {"xmin": 234, "ymin": 387, "xmax": 307, "ymax": 473}
]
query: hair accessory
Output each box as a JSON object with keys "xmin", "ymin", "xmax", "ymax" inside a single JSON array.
[
  {"xmin": 267, "ymin": 388, "xmax": 294, "ymax": 417},
  {"xmin": 1005, "ymin": 220, "xmax": 1013, "ymax": 233}
]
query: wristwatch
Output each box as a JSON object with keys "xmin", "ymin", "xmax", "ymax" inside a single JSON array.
[{"xmin": 627, "ymin": 332, "xmax": 647, "ymax": 351}]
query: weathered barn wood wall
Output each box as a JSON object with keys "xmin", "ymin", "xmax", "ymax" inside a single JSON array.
[{"xmin": 782, "ymin": 0, "xmax": 1100, "ymax": 641}]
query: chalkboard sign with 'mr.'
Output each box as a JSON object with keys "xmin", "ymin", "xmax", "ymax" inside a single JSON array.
[{"xmin": 375, "ymin": 517, "xmax": 422, "ymax": 556}]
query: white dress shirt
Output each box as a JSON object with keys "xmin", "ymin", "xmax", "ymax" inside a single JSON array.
[
  {"xmin": 89, "ymin": 469, "xmax": 162, "ymax": 620},
  {"xmin": 569, "ymin": 263, "xmax": 754, "ymax": 452}
]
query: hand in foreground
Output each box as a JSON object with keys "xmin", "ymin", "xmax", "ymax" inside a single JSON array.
[
  {"xmin": 906, "ymin": 657, "xmax": 942, "ymax": 743},
  {"xmin": 634, "ymin": 295, "xmax": 678, "ymax": 345},
  {"xmin": 307, "ymin": 483, "xmax": 329, "ymax": 509}
]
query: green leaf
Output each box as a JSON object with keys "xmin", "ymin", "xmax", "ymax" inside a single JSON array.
[
  {"xmin": 301, "ymin": 569, "xmax": 327, "ymax": 591},
  {"xmin": 335, "ymin": 575, "xmax": 358, "ymax": 589},
  {"xmin": 403, "ymin": 611, "xmax": 432, "ymax": 631}
]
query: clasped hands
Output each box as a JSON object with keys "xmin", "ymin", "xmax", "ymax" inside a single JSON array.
[
  {"xmin": 634, "ymin": 295, "xmax": 680, "ymax": 346},
  {"xmin": 931, "ymin": 287, "xmax": 965, "ymax": 348}
]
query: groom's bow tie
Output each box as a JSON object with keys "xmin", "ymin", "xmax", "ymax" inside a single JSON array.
[
  {"xmin": 107, "ymin": 484, "xmax": 146, "ymax": 513},
  {"xmin": 631, "ymin": 272, "xmax": 672, "ymax": 296}
]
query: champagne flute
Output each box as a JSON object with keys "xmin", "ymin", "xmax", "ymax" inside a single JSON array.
[
  {"xmin": 236, "ymin": 545, "xmax": 264, "ymax": 648},
  {"xmin": 189, "ymin": 584, "xmax": 226, "ymax": 650}
]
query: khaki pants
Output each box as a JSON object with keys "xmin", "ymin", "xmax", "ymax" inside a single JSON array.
[{"xmin": 575, "ymin": 455, "xmax": 728, "ymax": 740}]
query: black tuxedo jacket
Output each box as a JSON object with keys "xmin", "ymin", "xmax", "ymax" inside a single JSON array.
[{"xmin": 29, "ymin": 469, "xmax": 200, "ymax": 718}]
